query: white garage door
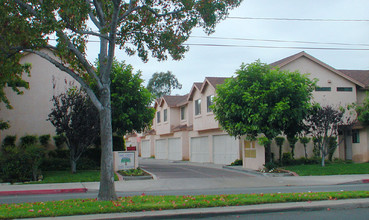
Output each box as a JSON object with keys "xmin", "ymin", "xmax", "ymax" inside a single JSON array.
[
  {"xmin": 190, "ymin": 136, "xmax": 210, "ymax": 163},
  {"xmin": 213, "ymin": 135, "xmax": 239, "ymax": 165},
  {"xmin": 141, "ymin": 140, "xmax": 150, "ymax": 158},
  {"xmin": 168, "ymin": 138, "xmax": 182, "ymax": 161},
  {"xmin": 155, "ymin": 139, "xmax": 167, "ymax": 159}
]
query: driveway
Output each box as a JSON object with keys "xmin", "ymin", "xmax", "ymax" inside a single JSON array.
[{"xmin": 139, "ymin": 158, "xmax": 253, "ymax": 179}]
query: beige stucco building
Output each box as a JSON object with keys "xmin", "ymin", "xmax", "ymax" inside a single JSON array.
[
  {"xmin": 135, "ymin": 51, "xmax": 369, "ymax": 170},
  {"xmin": 0, "ymin": 49, "xmax": 76, "ymax": 145}
]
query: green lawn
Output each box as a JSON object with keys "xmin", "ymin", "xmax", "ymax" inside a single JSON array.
[
  {"xmin": 28, "ymin": 170, "xmax": 118, "ymax": 184},
  {"xmin": 1, "ymin": 191, "xmax": 368, "ymax": 219},
  {"xmin": 283, "ymin": 162, "xmax": 369, "ymax": 176}
]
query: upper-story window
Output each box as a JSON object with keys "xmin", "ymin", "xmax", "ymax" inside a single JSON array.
[
  {"xmin": 180, "ymin": 106, "xmax": 186, "ymax": 120},
  {"xmin": 337, "ymin": 87, "xmax": 353, "ymax": 92},
  {"xmin": 207, "ymin": 95, "xmax": 214, "ymax": 112},
  {"xmin": 195, "ymin": 99, "xmax": 201, "ymax": 116},
  {"xmin": 163, "ymin": 109, "xmax": 168, "ymax": 122},
  {"xmin": 315, "ymin": 87, "xmax": 331, "ymax": 92},
  {"xmin": 156, "ymin": 111, "xmax": 161, "ymax": 123}
]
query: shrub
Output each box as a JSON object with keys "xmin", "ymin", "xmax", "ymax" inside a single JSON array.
[
  {"xmin": 230, "ymin": 159, "xmax": 243, "ymax": 166},
  {"xmin": 41, "ymin": 158, "xmax": 70, "ymax": 171},
  {"xmin": 0, "ymin": 144, "xmax": 45, "ymax": 183},
  {"xmin": 20, "ymin": 135, "xmax": 38, "ymax": 147},
  {"xmin": 39, "ymin": 134, "xmax": 51, "ymax": 147},
  {"xmin": 2, "ymin": 135, "xmax": 16, "ymax": 147},
  {"xmin": 24, "ymin": 145, "xmax": 45, "ymax": 181},
  {"xmin": 77, "ymin": 157, "xmax": 99, "ymax": 170},
  {"xmin": 282, "ymin": 152, "xmax": 293, "ymax": 165},
  {"xmin": 53, "ymin": 135, "xmax": 66, "ymax": 149},
  {"xmin": 113, "ymin": 135, "xmax": 125, "ymax": 151},
  {"xmin": 264, "ymin": 161, "xmax": 277, "ymax": 171}
]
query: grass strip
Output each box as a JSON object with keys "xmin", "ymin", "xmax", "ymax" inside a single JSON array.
[
  {"xmin": 283, "ymin": 163, "xmax": 369, "ymax": 176},
  {"xmin": 26, "ymin": 170, "xmax": 118, "ymax": 184},
  {"xmin": 1, "ymin": 191, "xmax": 368, "ymax": 219}
]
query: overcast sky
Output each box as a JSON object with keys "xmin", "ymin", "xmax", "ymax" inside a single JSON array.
[{"xmin": 87, "ymin": 0, "xmax": 369, "ymax": 95}]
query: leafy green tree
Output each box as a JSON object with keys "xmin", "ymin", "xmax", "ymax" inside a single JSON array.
[
  {"xmin": 213, "ymin": 61, "xmax": 315, "ymax": 164},
  {"xmin": 274, "ymin": 136, "xmax": 285, "ymax": 165},
  {"xmin": 1, "ymin": 0, "xmax": 241, "ymax": 200},
  {"xmin": 147, "ymin": 71, "xmax": 182, "ymax": 98},
  {"xmin": 109, "ymin": 61, "xmax": 155, "ymax": 136}
]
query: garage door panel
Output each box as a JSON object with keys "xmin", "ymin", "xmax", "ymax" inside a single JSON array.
[
  {"xmin": 141, "ymin": 140, "xmax": 150, "ymax": 158},
  {"xmin": 213, "ymin": 135, "xmax": 239, "ymax": 165},
  {"xmin": 190, "ymin": 136, "xmax": 210, "ymax": 163},
  {"xmin": 155, "ymin": 139, "xmax": 167, "ymax": 159},
  {"xmin": 168, "ymin": 138, "xmax": 182, "ymax": 161}
]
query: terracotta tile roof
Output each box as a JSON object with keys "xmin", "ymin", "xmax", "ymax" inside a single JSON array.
[{"xmin": 338, "ymin": 70, "xmax": 369, "ymax": 88}]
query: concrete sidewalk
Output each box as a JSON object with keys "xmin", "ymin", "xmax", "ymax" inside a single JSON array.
[{"xmin": 1, "ymin": 159, "xmax": 369, "ymax": 196}]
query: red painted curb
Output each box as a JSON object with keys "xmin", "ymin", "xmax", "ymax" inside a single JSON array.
[
  {"xmin": 362, "ymin": 179, "xmax": 369, "ymax": 183},
  {"xmin": 0, "ymin": 188, "xmax": 87, "ymax": 196}
]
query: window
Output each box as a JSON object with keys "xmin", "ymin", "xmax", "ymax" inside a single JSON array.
[
  {"xmin": 315, "ymin": 87, "xmax": 331, "ymax": 91},
  {"xmin": 337, "ymin": 87, "xmax": 353, "ymax": 92},
  {"xmin": 164, "ymin": 109, "xmax": 168, "ymax": 122},
  {"xmin": 180, "ymin": 106, "xmax": 186, "ymax": 120},
  {"xmin": 207, "ymin": 95, "xmax": 214, "ymax": 112},
  {"xmin": 195, "ymin": 99, "xmax": 201, "ymax": 115},
  {"xmin": 156, "ymin": 111, "xmax": 161, "ymax": 123},
  {"xmin": 352, "ymin": 130, "xmax": 360, "ymax": 143}
]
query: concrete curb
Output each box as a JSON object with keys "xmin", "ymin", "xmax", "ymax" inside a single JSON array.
[{"xmin": 0, "ymin": 188, "xmax": 87, "ymax": 196}]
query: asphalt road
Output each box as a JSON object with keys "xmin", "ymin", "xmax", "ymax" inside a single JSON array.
[{"xmin": 178, "ymin": 207, "xmax": 369, "ymax": 220}]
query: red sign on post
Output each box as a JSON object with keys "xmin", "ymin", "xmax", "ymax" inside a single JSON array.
[{"xmin": 127, "ymin": 146, "xmax": 136, "ymax": 151}]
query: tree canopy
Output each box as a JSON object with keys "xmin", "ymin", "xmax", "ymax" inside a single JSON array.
[
  {"xmin": 213, "ymin": 61, "xmax": 316, "ymax": 163},
  {"xmin": 1, "ymin": 0, "xmax": 242, "ymax": 200},
  {"xmin": 108, "ymin": 60, "xmax": 155, "ymax": 136},
  {"xmin": 147, "ymin": 71, "xmax": 182, "ymax": 98}
]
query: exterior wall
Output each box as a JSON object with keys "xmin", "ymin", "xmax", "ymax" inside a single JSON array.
[
  {"xmin": 0, "ymin": 50, "xmax": 76, "ymax": 144},
  {"xmin": 154, "ymin": 102, "xmax": 171, "ymax": 135},
  {"xmin": 243, "ymin": 139, "xmax": 265, "ymax": 170},
  {"xmin": 192, "ymin": 84, "xmax": 219, "ymax": 131},
  {"xmin": 280, "ymin": 57, "xmax": 357, "ymax": 106},
  {"xmin": 357, "ymin": 89, "xmax": 367, "ymax": 105},
  {"xmin": 352, "ymin": 127, "xmax": 369, "ymax": 162},
  {"xmin": 179, "ymin": 102, "xmax": 193, "ymax": 127}
]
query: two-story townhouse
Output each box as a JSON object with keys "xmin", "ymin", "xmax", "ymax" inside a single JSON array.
[
  {"xmin": 187, "ymin": 77, "xmax": 243, "ymax": 165},
  {"xmin": 139, "ymin": 94, "xmax": 192, "ymax": 160},
  {"xmin": 137, "ymin": 51, "xmax": 369, "ymax": 170},
  {"xmin": 270, "ymin": 51, "xmax": 369, "ymax": 162}
]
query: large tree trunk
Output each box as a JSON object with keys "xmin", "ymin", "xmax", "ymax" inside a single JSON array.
[{"xmin": 97, "ymin": 86, "xmax": 117, "ymax": 201}]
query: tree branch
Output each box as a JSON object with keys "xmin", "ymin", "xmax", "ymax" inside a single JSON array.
[
  {"xmin": 14, "ymin": 0, "xmax": 38, "ymax": 17},
  {"xmin": 85, "ymin": 0, "xmax": 102, "ymax": 30},
  {"xmin": 24, "ymin": 49, "xmax": 103, "ymax": 111},
  {"xmin": 93, "ymin": 0, "xmax": 106, "ymax": 27}
]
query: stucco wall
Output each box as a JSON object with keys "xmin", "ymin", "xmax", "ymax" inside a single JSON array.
[
  {"xmin": 192, "ymin": 84, "xmax": 219, "ymax": 131},
  {"xmin": 280, "ymin": 57, "xmax": 357, "ymax": 106},
  {"xmin": 1, "ymin": 50, "xmax": 76, "ymax": 144}
]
